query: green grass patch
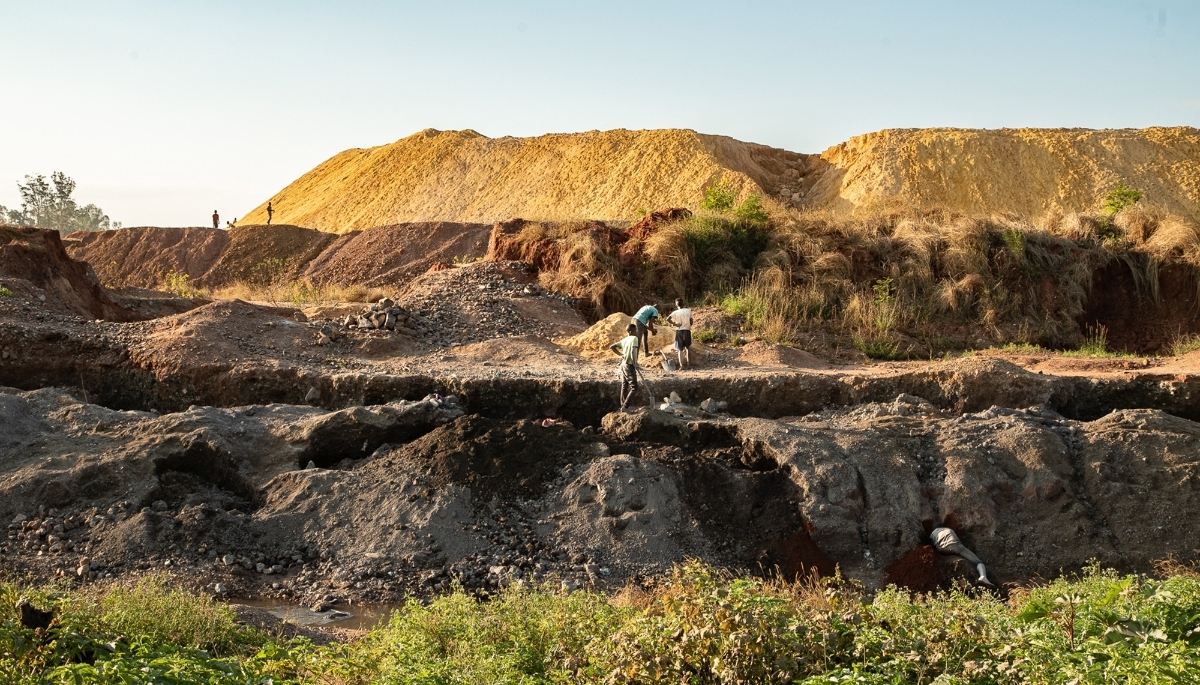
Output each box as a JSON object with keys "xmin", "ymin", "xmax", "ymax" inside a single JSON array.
[
  {"xmin": 5, "ymin": 563, "xmax": 1200, "ymax": 683},
  {"xmin": 1170, "ymin": 333, "xmax": 1200, "ymax": 357},
  {"xmin": 693, "ymin": 328, "xmax": 723, "ymax": 344},
  {"xmin": 0, "ymin": 284, "xmax": 12, "ymax": 297}
]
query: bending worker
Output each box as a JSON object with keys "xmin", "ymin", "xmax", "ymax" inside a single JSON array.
[
  {"xmin": 609, "ymin": 322, "xmax": 641, "ymax": 410},
  {"xmin": 632, "ymin": 303, "xmax": 659, "ymax": 356},
  {"xmin": 931, "ymin": 526, "xmax": 994, "ymax": 587}
]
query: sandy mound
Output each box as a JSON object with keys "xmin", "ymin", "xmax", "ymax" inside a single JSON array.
[
  {"xmin": 240, "ymin": 126, "xmax": 1198, "ymax": 230},
  {"xmin": 64, "ymin": 227, "xmax": 229, "ymax": 289},
  {"xmin": 556, "ymin": 313, "xmax": 661, "ymax": 360},
  {"xmin": 555, "ymin": 313, "xmax": 711, "ymax": 365},
  {"xmin": 239, "ymin": 129, "xmax": 809, "ymax": 230},
  {"xmin": 0, "ymin": 226, "xmax": 136, "ymax": 321},
  {"xmin": 733, "ymin": 342, "xmax": 831, "ymax": 370},
  {"xmin": 805, "ymin": 127, "xmax": 1200, "ymax": 217}
]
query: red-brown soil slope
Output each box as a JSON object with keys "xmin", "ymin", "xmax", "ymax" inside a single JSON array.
[
  {"xmin": 63, "ymin": 227, "xmax": 229, "ymax": 289},
  {"xmin": 0, "ymin": 226, "xmax": 136, "ymax": 321}
]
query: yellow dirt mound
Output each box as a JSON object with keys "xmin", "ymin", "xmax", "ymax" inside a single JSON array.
[
  {"xmin": 556, "ymin": 313, "xmax": 646, "ymax": 360},
  {"xmin": 240, "ymin": 129, "xmax": 807, "ymax": 232},
  {"xmin": 556, "ymin": 313, "xmax": 711, "ymax": 363},
  {"xmin": 242, "ymin": 126, "xmax": 1199, "ymax": 233},
  {"xmin": 804, "ymin": 127, "xmax": 1200, "ymax": 218}
]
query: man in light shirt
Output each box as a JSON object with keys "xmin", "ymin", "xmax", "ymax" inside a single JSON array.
[
  {"xmin": 609, "ymin": 323, "xmax": 641, "ymax": 410},
  {"xmin": 666, "ymin": 298, "xmax": 693, "ymax": 369}
]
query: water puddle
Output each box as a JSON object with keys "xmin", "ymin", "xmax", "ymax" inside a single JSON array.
[{"xmin": 234, "ymin": 598, "xmax": 397, "ymax": 631}]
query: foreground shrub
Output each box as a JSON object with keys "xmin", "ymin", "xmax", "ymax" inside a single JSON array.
[{"xmin": 5, "ymin": 564, "xmax": 1200, "ymax": 683}]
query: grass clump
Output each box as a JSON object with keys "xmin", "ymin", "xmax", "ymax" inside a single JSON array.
[
  {"xmin": 0, "ymin": 284, "xmax": 13, "ymax": 297},
  {"xmin": 1170, "ymin": 333, "xmax": 1200, "ymax": 357}
]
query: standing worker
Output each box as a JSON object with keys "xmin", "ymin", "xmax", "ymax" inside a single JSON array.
[
  {"xmin": 632, "ymin": 303, "xmax": 659, "ymax": 356},
  {"xmin": 666, "ymin": 298, "xmax": 693, "ymax": 369},
  {"xmin": 609, "ymin": 323, "xmax": 641, "ymax": 410},
  {"xmin": 212, "ymin": 210, "xmax": 219, "ymax": 229},
  {"xmin": 266, "ymin": 201, "xmax": 274, "ymax": 225}
]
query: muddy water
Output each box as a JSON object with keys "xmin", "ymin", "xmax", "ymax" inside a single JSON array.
[{"xmin": 234, "ymin": 599, "xmax": 398, "ymax": 631}]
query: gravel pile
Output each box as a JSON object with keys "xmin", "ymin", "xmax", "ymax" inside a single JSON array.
[{"xmin": 399, "ymin": 261, "xmax": 579, "ymax": 348}]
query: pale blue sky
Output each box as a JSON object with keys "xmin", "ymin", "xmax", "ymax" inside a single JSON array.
[{"xmin": 1, "ymin": 1, "xmax": 1196, "ymax": 226}]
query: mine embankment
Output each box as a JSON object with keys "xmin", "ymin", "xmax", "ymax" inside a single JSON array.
[{"xmin": 3, "ymin": 384, "xmax": 1199, "ymax": 607}]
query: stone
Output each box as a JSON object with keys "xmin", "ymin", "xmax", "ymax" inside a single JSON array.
[
  {"xmin": 293, "ymin": 311, "xmax": 309, "ymax": 323},
  {"xmin": 357, "ymin": 316, "xmax": 375, "ymax": 330},
  {"xmin": 305, "ymin": 386, "xmax": 320, "ymax": 403},
  {"xmin": 222, "ymin": 554, "xmax": 237, "ymax": 566},
  {"xmin": 379, "ymin": 298, "xmax": 395, "ymax": 309},
  {"xmin": 306, "ymin": 460, "xmax": 317, "ymax": 469},
  {"xmin": 384, "ymin": 313, "xmax": 397, "ymax": 330},
  {"xmin": 151, "ymin": 500, "xmax": 168, "ymax": 512},
  {"xmin": 213, "ymin": 582, "xmax": 228, "ymax": 595},
  {"xmin": 700, "ymin": 398, "xmax": 728, "ymax": 413}
]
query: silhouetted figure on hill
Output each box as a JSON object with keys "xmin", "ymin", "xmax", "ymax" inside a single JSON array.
[
  {"xmin": 267, "ymin": 202, "xmax": 274, "ymax": 225},
  {"xmin": 212, "ymin": 210, "xmax": 219, "ymax": 229}
]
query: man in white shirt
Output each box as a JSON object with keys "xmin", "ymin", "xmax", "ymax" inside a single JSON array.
[{"xmin": 666, "ymin": 298, "xmax": 693, "ymax": 370}]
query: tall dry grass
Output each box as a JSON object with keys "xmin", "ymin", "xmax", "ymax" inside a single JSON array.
[{"xmin": 513, "ymin": 201, "xmax": 1200, "ymax": 357}]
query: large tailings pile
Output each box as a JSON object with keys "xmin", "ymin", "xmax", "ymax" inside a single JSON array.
[
  {"xmin": 804, "ymin": 127, "xmax": 1200, "ymax": 217},
  {"xmin": 239, "ymin": 127, "xmax": 1198, "ymax": 231},
  {"xmin": 238, "ymin": 129, "xmax": 811, "ymax": 231}
]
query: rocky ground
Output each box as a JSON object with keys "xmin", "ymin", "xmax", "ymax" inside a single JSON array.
[{"xmin": 4, "ymin": 249, "xmax": 1200, "ymax": 629}]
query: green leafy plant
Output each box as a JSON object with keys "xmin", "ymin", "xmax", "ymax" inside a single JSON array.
[
  {"xmin": 1002, "ymin": 225, "xmax": 1026, "ymax": 260},
  {"xmin": 734, "ymin": 193, "xmax": 769, "ymax": 224},
  {"xmin": 1103, "ymin": 182, "xmax": 1144, "ymax": 216},
  {"xmin": 700, "ymin": 177, "xmax": 738, "ymax": 212},
  {"xmin": 0, "ymin": 284, "xmax": 12, "ymax": 297},
  {"xmin": 694, "ymin": 328, "xmax": 723, "ymax": 344},
  {"xmin": 160, "ymin": 270, "xmax": 200, "ymax": 298}
]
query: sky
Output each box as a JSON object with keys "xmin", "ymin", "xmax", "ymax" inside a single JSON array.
[{"xmin": 1, "ymin": 1, "xmax": 1196, "ymax": 227}]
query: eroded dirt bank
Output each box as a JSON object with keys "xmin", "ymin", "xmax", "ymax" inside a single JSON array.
[{"xmin": 3, "ymin": 387, "xmax": 1199, "ymax": 607}]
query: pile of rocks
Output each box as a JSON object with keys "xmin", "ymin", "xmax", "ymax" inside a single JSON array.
[{"xmin": 341, "ymin": 298, "xmax": 415, "ymax": 334}]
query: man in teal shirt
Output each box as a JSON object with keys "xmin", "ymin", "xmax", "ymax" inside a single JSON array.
[
  {"xmin": 632, "ymin": 304, "xmax": 659, "ymax": 356},
  {"xmin": 609, "ymin": 323, "xmax": 641, "ymax": 410}
]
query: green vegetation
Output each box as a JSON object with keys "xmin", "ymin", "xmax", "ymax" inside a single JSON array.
[
  {"xmin": 1103, "ymin": 182, "xmax": 1144, "ymax": 216},
  {"xmin": 0, "ymin": 284, "xmax": 13, "ymax": 297},
  {"xmin": 700, "ymin": 177, "xmax": 738, "ymax": 212},
  {"xmin": 1170, "ymin": 333, "xmax": 1200, "ymax": 357},
  {"xmin": 0, "ymin": 172, "xmax": 119, "ymax": 234},
  {"xmin": 693, "ymin": 328, "xmax": 723, "ymax": 344},
  {"xmin": 5, "ymin": 563, "xmax": 1200, "ymax": 683},
  {"xmin": 159, "ymin": 270, "xmax": 202, "ymax": 299}
]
